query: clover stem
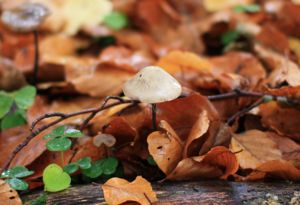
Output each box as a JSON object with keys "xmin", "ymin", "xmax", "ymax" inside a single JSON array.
[
  {"xmin": 61, "ymin": 151, "xmax": 64, "ymax": 167},
  {"xmin": 151, "ymin": 104, "xmax": 157, "ymax": 131},
  {"xmin": 32, "ymin": 30, "xmax": 39, "ymax": 85}
]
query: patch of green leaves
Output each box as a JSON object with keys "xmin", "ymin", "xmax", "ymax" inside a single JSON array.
[
  {"xmin": 0, "ymin": 85, "xmax": 36, "ymax": 130},
  {"xmin": 1, "ymin": 166, "xmax": 34, "ymax": 190},
  {"xmin": 63, "ymin": 157, "xmax": 92, "ymax": 174},
  {"xmin": 104, "ymin": 11, "xmax": 128, "ymax": 30},
  {"xmin": 44, "ymin": 126, "xmax": 83, "ymax": 152},
  {"xmin": 82, "ymin": 157, "xmax": 118, "ymax": 179},
  {"xmin": 234, "ymin": 4, "xmax": 261, "ymax": 13},
  {"xmin": 43, "ymin": 164, "xmax": 71, "ymax": 192}
]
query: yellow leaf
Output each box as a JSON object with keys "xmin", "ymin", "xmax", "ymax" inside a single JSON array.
[
  {"xmin": 156, "ymin": 50, "xmax": 212, "ymax": 75},
  {"xmin": 102, "ymin": 176, "xmax": 157, "ymax": 205}
]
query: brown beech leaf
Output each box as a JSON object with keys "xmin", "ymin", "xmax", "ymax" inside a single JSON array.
[
  {"xmin": 258, "ymin": 160, "xmax": 300, "ymax": 181},
  {"xmin": 202, "ymin": 146, "xmax": 239, "ymax": 179},
  {"xmin": 71, "ymin": 137, "xmax": 106, "ymax": 163},
  {"xmin": 209, "ymin": 51, "xmax": 266, "ymax": 89},
  {"xmin": 65, "ymin": 62, "xmax": 135, "ymax": 97},
  {"xmin": 147, "ymin": 121, "xmax": 183, "ymax": 175},
  {"xmin": 103, "ymin": 117, "xmax": 137, "ymax": 148},
  {"xmin": 183, "ymin": 110, "xmax": 210, "ymax": 158},
  {"xmin": 166, "ymin": 157, "xmax": 223, "ymax": 181},
  {"xmin": 157, "ymin": 50, "xmax": 212, "ymax": 75},
  {"xmin": 0, "ymin": 180, "xmax": 22, "ymax": 205},
  {"xmin": 259, "ymin": 101, "xmax": 300, "ymax": 141},
  {"xmin": 166, "ymin": 146, "xmax": 237, "ymax": 181},
  {"xmin": 255, "ymin": 44, "xmax": 300, "ymax": 87},
  {"xmin": 0, "ymin": 125, "xmax": 48, "ymax": 168},
  {"xmin": 99, "ymin": 46, "xmax": 155, "ymax": 71},
  {"xmin": 102, "ymin": 176, "xmax": 157, "ymax": 205},
  {"xmin": 230, "ymin": 130, "xmax": 282, "ymax": 170},
  {"xmin": 157, "ymin": 93, "xmax": 219, "ymax": 141}
]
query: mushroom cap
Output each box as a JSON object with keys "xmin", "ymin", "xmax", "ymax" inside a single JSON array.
[
  {"xmin": 123, "ymin": 66, "xmax": 182, "ymax": 104},
  {"xmin": 1, "ymin": 3, "xmax": 50, "ymax": 32}
]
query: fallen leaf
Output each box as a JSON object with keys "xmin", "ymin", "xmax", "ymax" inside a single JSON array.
[
  {"xmin": 183, "ymin": 110, "xmax": 210, "ymax": 158},
  {"xmin": 102, "ymin": 176, "xmax": 157, "ymax": 205},
  {"xmin": 258, "ymin": 160, "xmax": 300, "ymax": 181},
  {"xmin": 157, "ymin": 50, "xmax": 212, "ymax": 75},
  {"xmin": 202, "ymin": 146, "xmax": 239, "ymax": 179},
  {"xmin": 147, "ymin": 121, "xmax": 183, "ymax": 174},
  {"xmin": 0, "ymin": 179, "xmax": 22, "ymax": 205},
  {"xmin": 166, "ymin": 157, "xmax": 223, "ymax": 181},
  {"xmin": 230, "ymin": 130, "xmax": 282, "ymax": 169},
  {"xmin": 259, "ymin": 101, "xmax": 300, "ymax": 140}
]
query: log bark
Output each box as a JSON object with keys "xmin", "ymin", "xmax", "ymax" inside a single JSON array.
[{"xmin": 23, "ymin": 180, "xmax": 300, "ymax": 205}]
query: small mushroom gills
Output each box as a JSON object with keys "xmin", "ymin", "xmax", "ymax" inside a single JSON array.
[
  {"xmin": 123, "ymin": 66, "xmax": 182, "ymax": 130},
  {"xmin": 1, "ymin": 3, "xmax": 50, "ymax": 85}
]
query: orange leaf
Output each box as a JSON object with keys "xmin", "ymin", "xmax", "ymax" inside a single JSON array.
[
  {"xmin": 147, "ymin": 121, "xmax": 183, "ymax": 174},
  {"xmin": 166, "ymin": 157, "xmax": 223, "ymax": 181},
  {"xmin": 102, "ymin": 176, "xmax": 157, "ymax": 205},
  {"xmin": 202, "ymin": 146, "xmax": 239, "ymax": 179},
  {"xmin": 0, "ymin": 180, "xmax": 22, "ymax": 205},
  {"xmin": 260, "ymin": 101, "xmax": 300, "ymax": 140},
  {"xmin": 183, "ymin": 110, "xmax": 210, "ymax": 158},
  {"xmin": 157, "ymin": 50, "xmax": 212, "ymax": 74},
  {"xmin": 230, "ymin": 130, "xmax": 282, "ymax": 169},
  {"xmin": 258, "ymin": 160, "xmax": 300, "ymax": 181}
]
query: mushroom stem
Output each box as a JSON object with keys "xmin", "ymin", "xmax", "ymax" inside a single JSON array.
[
  {"xmin": 151, "ymin": 103, "xmax": 157, "ymax": 131},
  {"xmin": 32, "ymin": 30, "xmax": 39, "ymax": 85}
]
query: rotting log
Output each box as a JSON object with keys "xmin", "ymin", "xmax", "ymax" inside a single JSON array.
[{"xmin": 22, "ymin": 180, "xmax": 300, "ymax": 205}]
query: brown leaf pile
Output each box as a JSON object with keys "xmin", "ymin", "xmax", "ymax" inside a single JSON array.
[{"xmin": 1, "ymin": 0, "xmax": 300, "ymax": 203}]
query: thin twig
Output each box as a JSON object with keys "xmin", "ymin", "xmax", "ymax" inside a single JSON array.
[
  {"xmin": 80, "ymin": 96, "xmax": 127, "ymax": 130},
  {"xmin": 226, "ymin": 98, "xmax": 264, "ymax": 125},
  {"xmin": 207, "ymin": 89, "xmax": 264, "ymax": 101},
  {"xmin": 1, "ymin": 99, "xmax": 136, "ymax": 172}
]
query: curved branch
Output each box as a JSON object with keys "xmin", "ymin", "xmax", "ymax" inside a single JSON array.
[{"xmin": 1, "ymin": 98, "xmax": 137, "ymax": 172}]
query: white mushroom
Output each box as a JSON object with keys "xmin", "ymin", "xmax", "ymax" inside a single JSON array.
[
  {"xmin": 93, "ymin": 133, "xmax": 116, "ymax": 147},
  {"xmin": 122, "ymin": 66, "xmax": 182, "ymax": 130},
  {"xmin": 123, "ymin": 66, "xmax": 182, "ymax": 104},
  {"xmin": 1, "ymin": 3, "xmax": 50, "ymax": 33},
  {"xmin": 1, "ymin": 3, "xmax": 50, "ymax": 85}
]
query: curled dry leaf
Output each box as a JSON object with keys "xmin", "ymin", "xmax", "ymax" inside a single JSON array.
[
  {"xmin": 166, "ymin": 157, "xmax": 223, "ymax": 181},
  {"xmin": 255, "ymin": 44, "xmax": 300, "ymax": 87},
  {"xmin": 258, "ymin": 160, "xmax": 300, "ymax": 181},
  {"xmin": 147, "ymin": 121, "xmax": 183, "ymax": 174},
  {"xmin": 202, "ymin": 146, "xmax": 239, "ymax": 179},
  {"xmin": 230, "ymin": 130, "xmax": 282, "ymax": 169},
  {"xmin": 183, "ymin": 110, "xmax": 210, "ymax": 158},
  {"xmin": 0, "ymin": 179, "xmax": 22, "ymax": 205},
  {"xmin": 259, "ymin": 101, "xmax": 300, "ymax": 141},
  {"xmin": 157, "ymin": 93, "xmax": 219, "ymax": 140},
  {"xmin": 167, "ymin": 146, "xmax": 237, "ymax": 181},
  {"xmin": 102, "ymin": 176, "xmax": 157, "ymax": 205}
]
